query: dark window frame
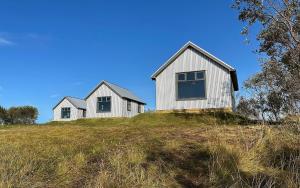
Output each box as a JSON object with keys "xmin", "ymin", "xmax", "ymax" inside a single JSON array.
[
  {"xmin": 175, "ymin": 70, "xmax": 206, "ymax": 101},
  {"xmin": 127, "ymin": 99, "xmax": 131, "ymax": 111},
  {"xmin": 61, "ymin": 107, "xmax": 71, "ymax": 119},
  {"xmin": 97, "ymin": 96, "xmax": 111, "ymax": 113}
]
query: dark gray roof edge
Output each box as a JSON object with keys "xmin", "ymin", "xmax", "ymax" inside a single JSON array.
[
  {"xmin": 52, "ymin": 96, "xmax": 86, "ymax": 110},
  {"xmin": 230, "ymin": 70, "xmax": 239, "ymax": 91},
  {"xmin": 151, "ymin": 41, "xmax": 236, "ymax": 79},
  {"xmin": 122, "ymin": 97, "xmax": 147, "ymax": 105},
  {"xmin": 85, "ymin": 80, "xmax": 146, "ymax": 104}
]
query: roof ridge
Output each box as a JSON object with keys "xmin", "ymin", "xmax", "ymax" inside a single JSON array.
[{"xmin": 104, "ymin": 80, "xmax": 131, "ymax": 92}]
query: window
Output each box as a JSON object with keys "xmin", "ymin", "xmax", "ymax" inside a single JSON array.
[
  {"xmin": 83, "ymin": 110, "xmax": 86, "ymax": 118},
  {"xmin": 97, "ymin": 96, "xmax": 111, "ymax": 112},
  {"xmin": 127, "ymin": 99, "xmax": 131, "ymax": 111},
  {"xmin": 176, "ymin": 71, "xmax": 206, "ymax": 100},
  {"xmin": 138, "ymin": 104, "xmax": 142, "ymax": 113},
  {"xmin": 61, "ymin": 107, "xmax": 71, "ymax": 119}
]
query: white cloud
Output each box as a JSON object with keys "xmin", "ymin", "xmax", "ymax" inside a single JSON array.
[
  {"xmin": 50, "ymin": 94, "xmax": 60, "ymax": 98},
  {"xmin": 0, "ymin": 37, "xmax": 14, "ymax": 46}
]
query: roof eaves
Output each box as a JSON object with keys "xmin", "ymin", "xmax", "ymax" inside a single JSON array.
[
  {"xmin": 86, "ymin": 80, "xmax": 145, "ymax": 104},
  {"xmin": 52, "ymin": 96, "xmax": 77, "ymax": 110},
  {"xmin": 151, "ymin": 42, "xmax": 190, "ymax": 80},
  {"xmin": 84, "ymin": 80, "xmax": 107, "ymax": 100},
  {"xmin": 52, "ymin": 97, "xmax": 67, "ymax": 110},
  {"xmin": 123, "ymin": 97, "xmax": 146, "ymax": 105}
]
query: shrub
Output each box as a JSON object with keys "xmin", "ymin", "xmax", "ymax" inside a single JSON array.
[{"xmin": 6, "ymin": 106, "xmax": 38, "ymax": 125}]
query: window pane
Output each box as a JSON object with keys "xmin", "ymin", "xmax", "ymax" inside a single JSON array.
[
  {"xmin": 178, "ymin": 73, "xmax": 185, "ymax": 81},
  {"xmin": 186, "ymin": 72, "xmax": 195, "ymax": 81},
  {"xmin": 177, "ymin": 80, "xmax": 205, "ymax": 99},
  {"xmin": 127, "ymin": 100, "xmax": 131, "ymax": 111},
  {"xmin": 61, "ymin": 107, "xmax": 70, "ymax": 118},
  {"xmin": 196, "ymin": 71, "xmax": 204, "ymax": 79},
  {"xmin": 98, "ymin": 101, "xmax": 111, "ymax": 112},
  {"xmin": 97, "ymin": 96, "xmax": 111, "ymax": 112}
]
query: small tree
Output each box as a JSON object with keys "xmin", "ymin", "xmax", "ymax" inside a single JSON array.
[
  {"xmin": 0, "ymin": 106, "xmax": 7, "ymax": 125},
  {"xmin": 232, "ymin": 0, "xmax": 300, "ymax": 118},
  {"xmin": 7, "ymin": 106, "xmax": 38, "ymax": 125},
  {"xmin": 22, "ymin": 106, "xmax": 38, "ymax": 124},
  {"xmin": 266, "ymin": 91, "xmax": 286, "ymax": 121},
  {"xmin": 7, "ymin": 107, "xmax": 18, "ymax": 124},
  {"xmin": 244, "ymin": 73, "xmax": 269, "ymax": 121},
  {"xmin": 236, "ymin": 97, "xmax": 260, "ymax": 119}
]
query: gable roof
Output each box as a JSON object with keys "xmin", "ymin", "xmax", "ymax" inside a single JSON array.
[
  {"xmin": 151, "ymin": 41, "xmax": 239, "ymax": 91},
  {"xmin": 53, "ymin": 96, "xmax": 86, "ymax": 110},
  {"xmin": 85, "ymin": 80, "xmax": 146, "ymax": 104}
]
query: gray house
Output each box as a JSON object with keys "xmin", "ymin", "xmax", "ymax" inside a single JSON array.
[
  {"xmin": 151, "ymin": 41, "xmax": 238, "ymax": 112},
  {"xmin": 53, "ymin": 81, "xmax": 145, "ymax": 121}
]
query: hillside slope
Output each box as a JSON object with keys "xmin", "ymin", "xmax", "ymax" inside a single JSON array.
[{"xmin": 0, "ymin": 113, "xmax": 299, "ymax": 187}]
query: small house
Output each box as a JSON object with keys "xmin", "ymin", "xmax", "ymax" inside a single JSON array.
[
  {"xmin": 53, "ymin": 96, "xmax": 86, "ymax": 121},
  {"xmin": 151, "ymin": 41, "xmax": 238, "ymax": 112},
  {"xmin": 53, "ymin": 81, "xmax": 145, "ymax": 121},
  {"xmin": 85, "ymin": 80, "xmax": 145, "ymax": 118}
]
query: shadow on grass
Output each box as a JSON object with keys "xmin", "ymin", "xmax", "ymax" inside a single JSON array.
[{"xmin": 145, "ymin": 140, "xmax": 211, "ymax": 188}]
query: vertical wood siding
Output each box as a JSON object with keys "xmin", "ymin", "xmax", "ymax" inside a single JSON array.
[
  {"xmin": 53, "ymin": 99, "xmax": 79, "ymax": 121},
  {"xmin": 155, "ymin": 47, "xmax": 233, "ymax": 110},
  {"xmin": 77, "ymin": 109, "xmax": 85, "ymax": 119},
  {"xmin": 122, "ymin": 99, "xmax": 145, "ymax": 117},
  {"xmin": 86, "ymin": 84, "xmax": 123, "ymax": 118}
]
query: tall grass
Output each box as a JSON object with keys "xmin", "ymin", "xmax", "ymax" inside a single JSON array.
[{"xmin": 0, "ymin": 112, "xmax": 299, "ymax": 187}]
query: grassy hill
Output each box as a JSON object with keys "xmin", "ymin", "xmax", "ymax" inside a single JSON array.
[{"xmin": 0, "ymin": 112, "xmax": 299, "ymax": 187}]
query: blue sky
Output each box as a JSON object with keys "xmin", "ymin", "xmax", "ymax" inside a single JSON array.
[{"xmin": 0, "ymin": 0, "xmax": 261, "ymax": 123}]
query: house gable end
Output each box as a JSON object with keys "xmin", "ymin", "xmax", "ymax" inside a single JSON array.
[
  {"xmin": 52, "ymin": 97, "xmax": 76, "ymax": 110},
  {"xmin": 151, "ymin": 41, "xmax": 238, "ymax": 91},
  {"xmin": 85, "ymin": 81, "xmax": 123, "ymax": 101},
  {"xmin": 85, "ymin": 81, "xmax": 146, "ymax": 104}
]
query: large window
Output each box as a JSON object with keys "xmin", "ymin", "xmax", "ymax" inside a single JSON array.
[
  {"xmin": 138, "ymin": 104, "xmax": 142, "ymax": 113},
  {"xmin": 61, "ymin": 107, "xmax": 71, "ymax": 119},
  {"xmin": 97, "ymin": 96, "xmax": 111, "ymax": 112},
  {"xmin": 127, "ymin": 99, "xmax": 131, "ymax": 111},
  {"xmin": 176, "ymin": 71, "xmax": 206, "ymax": 100}
]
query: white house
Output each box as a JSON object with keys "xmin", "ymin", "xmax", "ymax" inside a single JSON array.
[
  {"xmin": 53, "ymin": 97, "xmax": 86, "ymax": 121},
  {"xmin": 53, "ymin": 81, "xmax": 145, "ymax": 121},
  {"xmin": 85, "ymin": 80, "xmax": 145, "ymax": 118},
  {"xmin": 151, "ymin": 41, "xmax": 239, "ymax": 112}
]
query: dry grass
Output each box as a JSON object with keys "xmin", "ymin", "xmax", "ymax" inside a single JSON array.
[{"xmin": 0, "ymin": 112, "xmax": 299, "ymax": 187}]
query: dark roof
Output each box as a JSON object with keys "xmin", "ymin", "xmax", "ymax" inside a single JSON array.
[
  {"xmin": 53, "ymin": 96, "xmax": 86, "ymax": 110},
  {"xmin": 151, "ymin": 41, "xmax": 239, "ymax": 91},
  {"xmin": 85, "ymin": 80, "xmax": 146, "ymax": 104}
]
